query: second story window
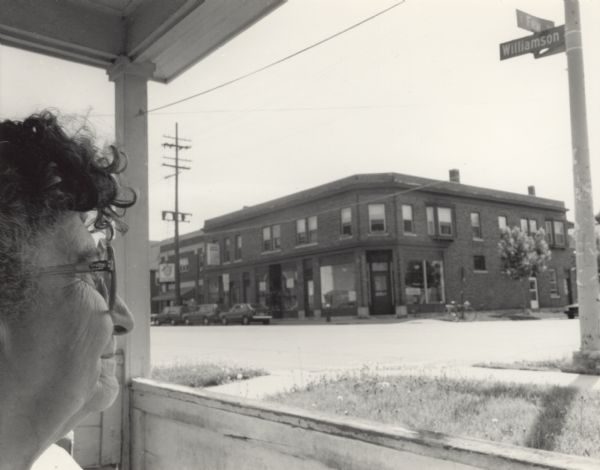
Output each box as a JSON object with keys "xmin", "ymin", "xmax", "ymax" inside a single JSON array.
[
  {"xmin": 262, "ymin": 227, "xmax": 271, "ymax": 251},
  {"xmin": 520, "ymin": 218, "xmax": 528, "ymax": 233},
  {"xmin": 498, "ymin": 215, "xmax": 507, "ymax": 230},
  {"xmin": 545, "ymin": 220, "xmax": 554, "ymax": 244},
  {"xmin": 426, "ymin": 206, "xmax": 454, "ymax": 237},
  {"xmin": 402, "ymin": 204, "xmax": 414, "ymax": 234},
  {"xmin": 553, "ymin": 220, "xmax": 565, "ymax": 246},
  {"xmin": 179, "ymin": 257, "xmax": 189, "ymax": 273},
  {"xmin": 437, "ymin": 207, "xmax": 453, "ymax": 236},
  {"xmin": 273, "ymin": 224, "xmax": 281, "ymax": 249},
  {"xmin": 520, "ymin": 218, "xmax": 538, "ymax": 234},
  {"xmin": 262, "ymin": 224, "xmax": 281, "ymax": 252},
  {"xmin": 368, "ymin": 204, "xmax": 386, "ymax": 233},
  {"xmin": 234, "ymin": 235, "xmax": 242, "ymax": 260},
  {"xmin": 223, "ymin": 237, "xmax": 231, "ymax": 263},
  {"xmin": 426, "ymin": 207, "xmax": 435, "ymax": 235},
  {"xmin": 544, "ymin": 219, "xmax": 565, "ymax": 246},
  {"xmin": 471, "ymin": 212, "xmax": 482, "ymax": 239},
  {"xmin": 340, "ymin": 208, "xmax": 352, "ymax": 236},
  {"xmin": 297, "ymin": 216, "xmax": 317, "ymax": 244},
  {"xmin": 529, "ymin": 219, "xmax": 537, "ymax": 233}
]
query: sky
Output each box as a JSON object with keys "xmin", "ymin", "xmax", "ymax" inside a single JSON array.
[{"xmin": 1, "ymin": 0, "xmax": 599, "ymax": 242}]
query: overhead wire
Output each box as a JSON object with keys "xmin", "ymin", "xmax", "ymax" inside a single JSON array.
[
  {"xmin": 148, "ymin": 0, "xmax": 409, "ymax": 237},
  {"xmin": 141, "ymin": 0, "xmax": 407, "ymax": 115}
]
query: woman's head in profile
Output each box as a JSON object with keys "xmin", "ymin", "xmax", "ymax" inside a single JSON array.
[{"xmin": 0, "ymin": 111, "xmax": 136, "ymax": 468}]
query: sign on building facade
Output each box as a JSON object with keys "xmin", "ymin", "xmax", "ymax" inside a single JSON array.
[
  {"xmin": 158, "ymin": 263, "xmax": 175, "ymax": 283},
  {"xmin": 206, "ymin": 242, "xmax": 220, "ymax": 266}
]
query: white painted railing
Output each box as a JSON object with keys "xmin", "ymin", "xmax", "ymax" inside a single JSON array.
[{"xmin": 130, "ymin": 379, "xmax": 600, "ymax": 470}]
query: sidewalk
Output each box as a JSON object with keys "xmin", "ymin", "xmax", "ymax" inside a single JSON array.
[
  {"xmin": 269, "ymin": 309, "xmax": 568, "ymax": 326},
  {"xmin": 208, "ymin": 364, "xmax": 600, "ymax": 400}
]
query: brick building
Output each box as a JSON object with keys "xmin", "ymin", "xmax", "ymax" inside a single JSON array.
[
  {"xmin": 160, "ymin": 171, "xmax": 573, "ymax": 317},
  {"xmin": 153, "ymin": 229, "xmax": 206, "ymax": 311}
]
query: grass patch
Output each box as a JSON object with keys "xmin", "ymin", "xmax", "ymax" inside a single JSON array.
[
  {"xmin": 151, "ymin": 362, "xmax": 267, "ymax": 388},
  {"xmin": 475, "ymin": 357, "xmax": 572, "ymax": 372},
  {"xmin": 270, "ymin": 371, "xmax": 600, "ymax": 458}
]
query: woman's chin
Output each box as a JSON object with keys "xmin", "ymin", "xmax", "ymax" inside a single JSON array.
[{"xmin": 86, "ymin": 359, "xmax": 120, "ymax": 412}]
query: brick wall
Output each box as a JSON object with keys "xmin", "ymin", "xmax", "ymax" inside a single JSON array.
[{"xmin": 171, "ymin": 178, "xmax": 572, "ymax": 313}]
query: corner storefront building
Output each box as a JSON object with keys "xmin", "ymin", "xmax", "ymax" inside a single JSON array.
[{"xmin": 159, "ymin": 171, "xmax": 573, "ymax": 318}]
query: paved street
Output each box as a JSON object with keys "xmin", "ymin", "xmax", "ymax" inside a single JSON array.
[{"xmin": 151, "ymin": 318, "xmax": 581, "ymax": 372}]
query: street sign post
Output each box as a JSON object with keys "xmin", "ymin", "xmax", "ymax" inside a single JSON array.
[
  {"xmin": 500, "ymin": 1, "xmax": 600, "ymax": 365},
  {"xmin": 499, "ymin": 25, "xmax": 564, "ymax": 60},
  {"xmin": 516, "ymin": 9, "xmax": 554, "ymax": 33}
]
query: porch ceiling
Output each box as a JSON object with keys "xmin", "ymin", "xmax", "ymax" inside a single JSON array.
[{"xmin": 0, "ymin": 0, "xmax": 285, "ymax": 83}]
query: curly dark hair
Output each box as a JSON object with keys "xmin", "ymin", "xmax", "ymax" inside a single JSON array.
[{"xmin": 0, "ymin": 111, "xmax": 136, "ymax": 316}]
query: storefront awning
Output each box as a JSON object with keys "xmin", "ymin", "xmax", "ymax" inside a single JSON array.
[{"xmin": 152, "ymin": 287, "xmax": 194, "ymax": 302}]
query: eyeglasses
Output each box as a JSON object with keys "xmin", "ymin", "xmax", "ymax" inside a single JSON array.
[{"xmin": 38, "ymin": 244, "xmax": 116, "ymax": 311}]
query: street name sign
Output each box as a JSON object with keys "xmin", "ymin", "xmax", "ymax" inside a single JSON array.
[
  {"xmin": 516, "ymin": 9, "xmax": 554, "ymax": 33},
  {"xmin": 499, "ymin": 24, "xmax": 565, "ymax": 61}
]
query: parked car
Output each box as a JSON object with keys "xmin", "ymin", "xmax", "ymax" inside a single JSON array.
[
  {"xmin": 564, "ymin": 303, "xmax": 578, "ymax": 319},
  {"xmin": 219, "ymin": 303, "xmax": 272, "ymax": 325},
  {"xmin": 181, "ymin": 303, "xmax": 221, "ymax": 325},
  {"xmin": 564, "ymin": 296, "xmax": 600, "ymax": 319},
  {"xmin": 154, "ymin": 305, "xmax": 191, "ymax": 325}
]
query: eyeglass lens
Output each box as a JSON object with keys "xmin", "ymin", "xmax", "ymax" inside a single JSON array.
[
  {"xmin": 93, "ymin": 271, "xmax": 113, "ymax": 309},
  {"xmin": 93, "ymin": 244, "xmax": 115, "ymax": 310}
]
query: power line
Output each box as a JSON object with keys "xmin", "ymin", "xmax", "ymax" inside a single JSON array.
[
  {"xmin": 141, "ymin": 0, "xmax": 407, "ymax": 115},
  {"xmin": 144, "ymin": 104, "xmax": 418, "ymax": 115}
]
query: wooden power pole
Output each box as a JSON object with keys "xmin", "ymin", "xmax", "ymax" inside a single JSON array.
[
  {"xmin": 162, "ymin": 123, "xmax": 192, "ymax": 306},
  {"xmin": 500, "ymin": 1, "xmax": 600, "ymax": 369},
  {"xmin": 564, "ymin": 0, "xmax": 600, "ymax": 362}
]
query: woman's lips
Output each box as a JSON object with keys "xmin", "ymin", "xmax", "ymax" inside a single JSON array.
[{"xmin": 100, "ymin": 356, "xmax": 116, "ymax": 377}]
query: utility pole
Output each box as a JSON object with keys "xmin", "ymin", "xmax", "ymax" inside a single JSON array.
[
  {"xmin": 162, "ymin": 123, "xmax": 192, "ymax": 306},
  {"xmin": 564, "ymin": 0, "xmax": 600, "ymax": 362},
  {"xmin": 500, "ymin": 2, "xmax": 600, "ymax": 370}
]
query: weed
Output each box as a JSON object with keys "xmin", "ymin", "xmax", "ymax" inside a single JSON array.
[
  {"xmin": 151, "ymin": 362, "xmax": 266, "ymax": 388},
  {"xmin": 269, "ymin": 372, "xmax": 600, "ymax": 459}
]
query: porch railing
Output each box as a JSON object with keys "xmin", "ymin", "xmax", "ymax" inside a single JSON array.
[{"xmin": 129, "ymin": 378, "xmax": 599, "ymax": 470}]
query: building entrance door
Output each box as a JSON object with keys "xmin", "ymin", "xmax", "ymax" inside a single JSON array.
[
  {"xmin": 529, "ymin": 277, "xmax": 539, "ymax": 310},
  {"xmin": 269, "ymin": 264, "xmax": 283, "ymax": 318},
  {"xmin": 242, "ymin": 272, "xmax": 250, "ymax": 302},
  {"xmin": 371, "ymin": 270, "xmax": 392, "ymax": 314},
  {"xmin": 368, "ymin": 251, "xmax": 393, "ymax": 315},
  {"xmin": 564, "ymin": 269, "xmax": 574, "ymax": 304}
]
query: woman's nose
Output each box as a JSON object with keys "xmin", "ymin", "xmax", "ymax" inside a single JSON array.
[{"xmin": 110, "ymin": 295, "xmax": 135, "ymax": 335}]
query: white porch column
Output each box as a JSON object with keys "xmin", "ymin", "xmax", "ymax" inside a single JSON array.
[{"xmin": 108, "ymin": 56, "xmax": 155, "ymax": 470}]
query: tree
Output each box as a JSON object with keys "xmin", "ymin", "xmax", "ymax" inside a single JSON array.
[{"xmin": 498, "ymin": 227, "xmax": 552, "ymax": 311}]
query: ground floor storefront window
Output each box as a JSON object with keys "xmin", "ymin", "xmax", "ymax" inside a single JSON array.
[
  {"xmin": 256, "ymin": 270, "xmax": 268, "ymax": 307},
  {"xmin": 405, "ymin": 260, "xmax": 445, "ymax": 304},
  {"xmin": 320, "ymin": 254, "xmax": 356, "ymax": 310}
]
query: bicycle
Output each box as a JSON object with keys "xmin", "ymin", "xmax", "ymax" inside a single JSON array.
[{"xmin": 445, "ymin": 300, "xmax": 478, "ymax": 322}]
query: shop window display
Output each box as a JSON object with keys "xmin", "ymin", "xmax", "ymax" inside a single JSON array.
[
  {"xmin": 320, "ymin": 262, "xmax": 356, "ymax": 309},
  {"xmin": 404, "ymin": 260, "xmax": 445, "ymax": 304}
]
